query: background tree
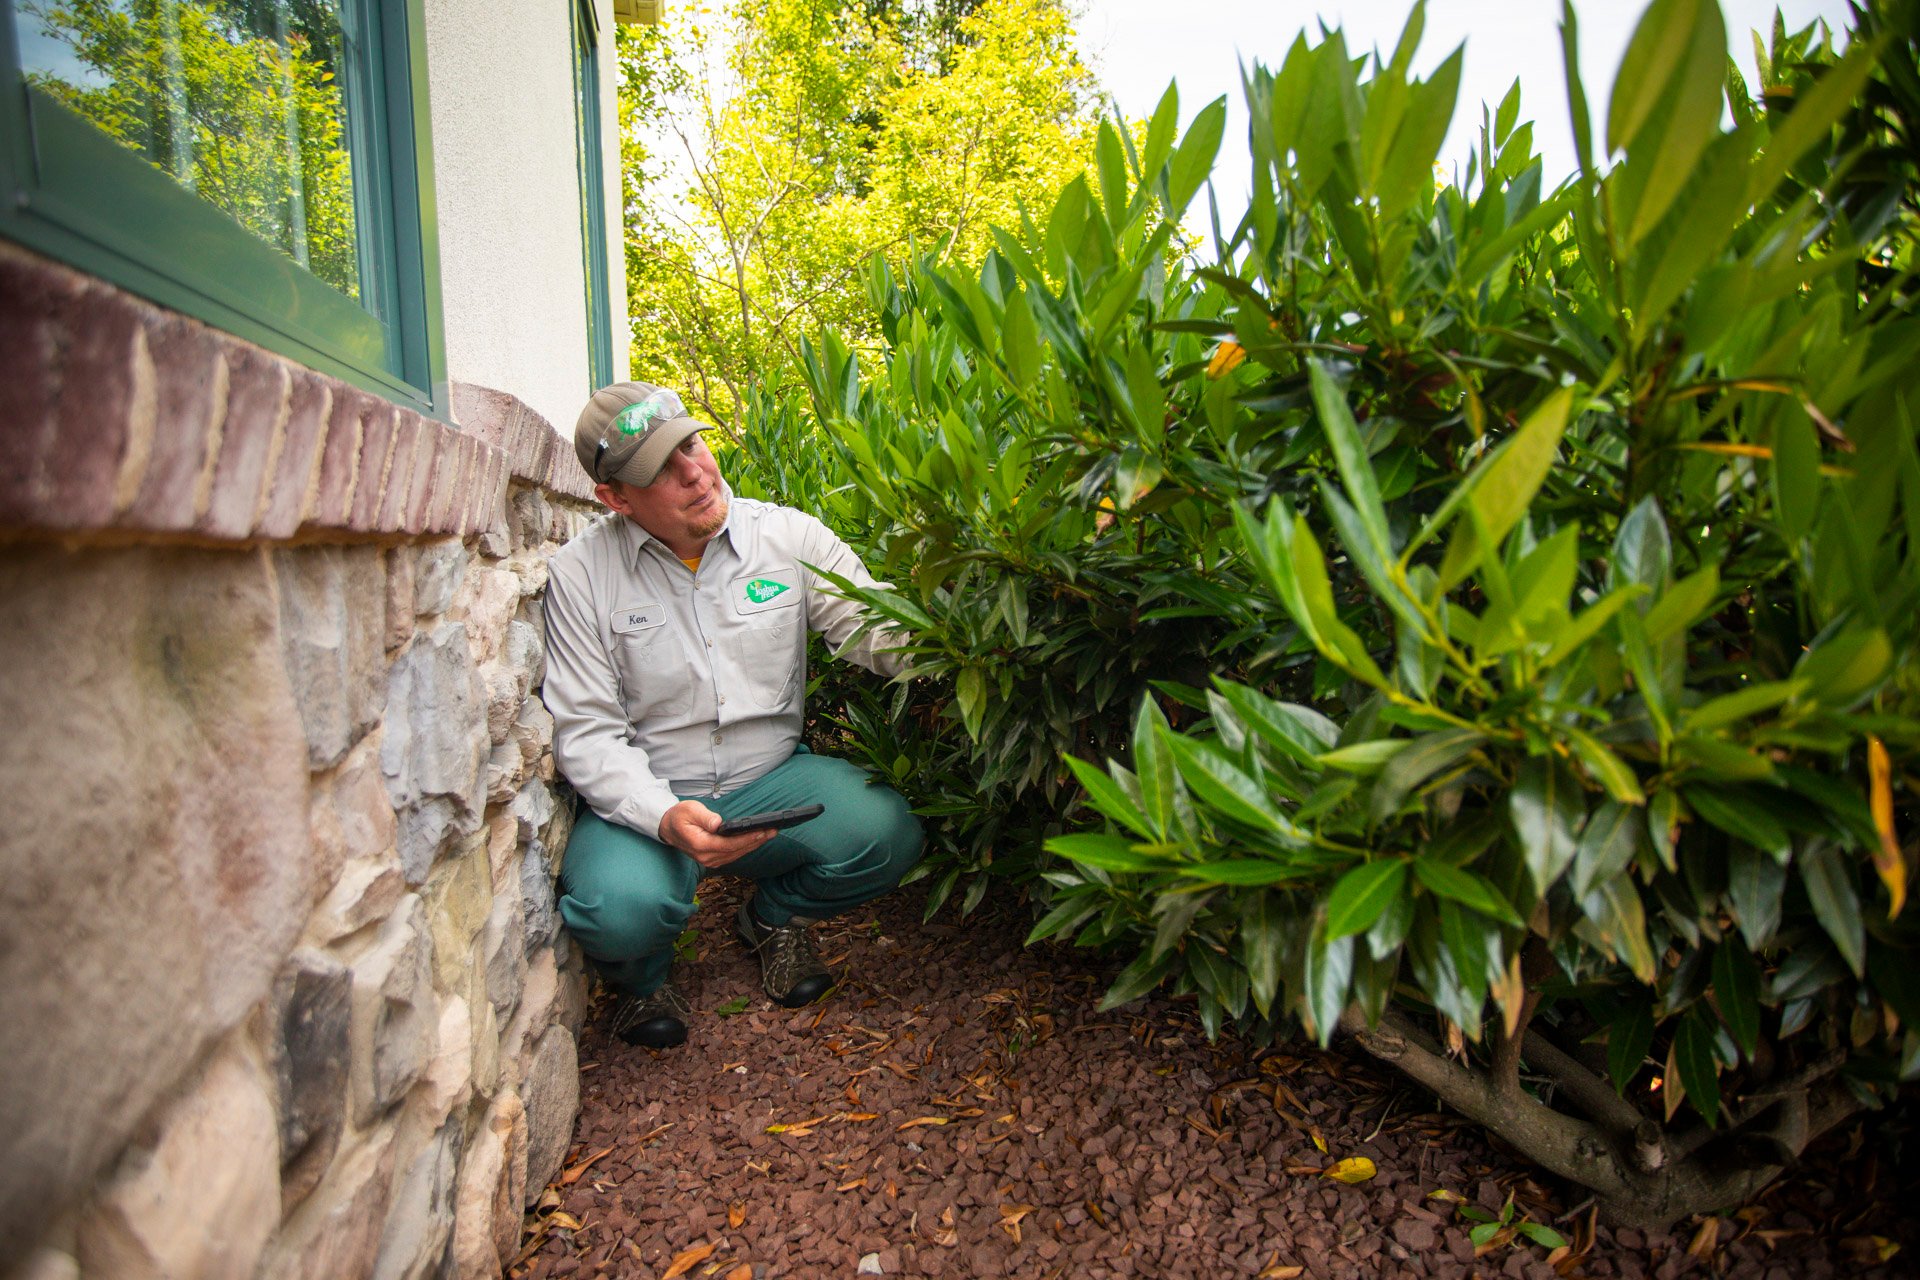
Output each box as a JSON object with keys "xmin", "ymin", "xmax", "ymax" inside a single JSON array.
[{"xmin": 616, "ymin": 0, "xmax": 1104, "ymax": 431}]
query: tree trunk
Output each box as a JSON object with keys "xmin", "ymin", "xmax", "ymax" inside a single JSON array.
[{"xmin": 1338, "ymin": 1009, "xmax": 1864, "ymax": 1230}]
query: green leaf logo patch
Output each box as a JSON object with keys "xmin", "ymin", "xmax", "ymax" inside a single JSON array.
[{"xmin": 745, "ymin": 578, "xmax": 791, "ymax": 604}]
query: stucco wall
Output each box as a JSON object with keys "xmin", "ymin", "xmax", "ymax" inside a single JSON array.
[{"xmin": 425, "ymin": 0, "xmax": 631, "ymax": 434}]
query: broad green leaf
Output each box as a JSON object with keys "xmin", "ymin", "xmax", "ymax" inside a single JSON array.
[
  {"xmin": 1684, "ymin": 679, "xmax": 1808, "ymax": 733},
  {"xmin": 1539, "ymin": 585, "xmax": 1645, "ymax": 667},
  {"xmin": 1438, "ymin": 387, "xmax": 1576, "ymax": 590},
  {"xmin": 1613, "ymin": 0, "xmax": 1727, "ymax": 246},
  {"xmin": 1064, "ymin": 755, "xmax": 1154, "ymax": 841},
  {"xmin": 1712, "ymin": 942, "xmax": 1762, "ymax": 1058},
  {"xmin": 1607, "ymin": 0, "xmax": 1700, "ymax": 153},
  {"xmin": 1132, "ymin": 697, "xmax": 1176, "ymax": 836},
  {"xmin": 1044, "ymin": 832, "xmax": 1164, "ymax": 873},
  {"xmin": 1001, "ymin": 288, "xmax": 1041, "ymax": 390},
  {"xmin": 1412, "ymin": 857, "xmax": 1524, "ymax": 927},
  {"xmin": 1302, "ymin": 930, "xmax": 1355, "ymax": 1044},
  {"xmin": 1579, "ymin": 874, "xmax": 1658, "ymax": 982},
  {"xmin": 1686, "ymin": 787, "xmax": 1790, "ymax": 864},
  {"xmin": 1676, "ymin": 1006, "xmax": 1722, "ymax": 1126},
  {"xmin": 1800, "ymin": 842, "xmax": 1865, "ymax": 977},
  {"xmin": 1317, "ymin": 739, "xmax": 1411, "ymax": 774},
  {"xmin": 1162, "ymin": 732, "xmax": 1295, "ymax": 836},
  {"xmin": 1794, "ymin": 625, "xmax": 1892, "ymax": 704},
  {"xmin": 1572, "ymin": 799, "xmax": 1641, "ymax": 899},
  {"xmin": 1565, "ymin": 727, "xmax": 1646, "ymax": 805},
  {"xmin": 1026, "ymin": 894, "xmax": 1102, "ymax": 945},
  {"xmin": 1325, "ymin": 860, "xmax": 1409, "ymax": 940},
  {"xmin": 1745, "ymin": 37, "xmax": 1882, "ymax": 205},
  {"xmin": 1726, "ymin": 845, "xmax": 1787, "ymax": 950},
  {"xmin": 1211, "ymin": 681, "xmax": 1340, "ymax": 764},
  {"xmin": 1370, "ymin": 729, "xmax": 1486, "ymax": 826},
  {"xmin": 1099, "ymin": 948, "xmax": 1176, "ymax": 1011},
  {"xmin": 1167, "ymin": 95, "xmax": 1227, "ymax": 217},
  {"xmin": 956, "ymin": 665, "xmax": 987, "ymax": 739},
  {"xmin": 1309, "ymin": 359, "xmax": 1391, "ymax": 559},
  {"xmin": 1239, "ymin": 892, "xmax": 1286, "ymax": 1016},
  {"xmin": 1178, "ymin": 860, "xmax": 1311, "ymax": 885},
  {"xmin": 1642, "ymin": 566, "xmax": 1720, "ymax": 644},
  {"xmin": 1610, "ymin": 497, "xmax": 1672, "ymax": 593},
  {"xmin": 1772, "ymin": 403, "xmax": 1821, "ymax": 545},
  {"xmin": 1511, "ymin": 757, "xmax": 1585, "ymax": 895},
  {"xmin": 1607, "ymin": 997, "xmax": 1656, "ymax": 1093}
]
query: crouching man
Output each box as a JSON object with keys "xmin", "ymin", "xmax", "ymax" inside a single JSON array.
[{"xmin": 543, "ymin": 382, "xmax": 923, "ymax": 1049}]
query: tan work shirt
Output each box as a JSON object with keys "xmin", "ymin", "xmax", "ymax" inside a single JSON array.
[{"xmin": 544, "ymin": 493, "xmax": 904, "ymax": 840}]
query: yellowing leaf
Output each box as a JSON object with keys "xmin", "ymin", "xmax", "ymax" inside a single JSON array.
[
  {"xmin": 1323, "ymin": 1156, "xmax": 1377, "ymax": 1184},
  {"xmin": 1206, "ymin": 340, "xmax": 1248, "ymax": 379},
  {"xmin": 1869, "ymin": 736, "xmax": 1906, "ymax": 918},
  {"xmin": 662, "ymin": 1241, "xmax": 717, "ymax": 1279},
  {"xmin": 1310, "ymin": 1129, "xmax": 1329, "ymax": 1153},
  {"xmin": 548, "ymin": 1211, "xmax": 583, "ymax": 1231},
  {"xmin": 1427, "ymin": 1188, "xmax": 1468, "ymax": 1204},
  {"xmin": 898, "ymin": 1116, "xmax": 950, "ymax": 1130}
]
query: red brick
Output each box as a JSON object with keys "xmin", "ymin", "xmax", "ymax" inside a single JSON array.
[
  {"xmin": 310, "ymin": 385, "xmax": 376, "ymax": 529},
  {"xmin": 197, "ymin": 344, "xmax": 289, "ymax": 540},
  {"xmin": 38, "ymin": 285, "xmax": 144, "ymax": 531},
  {"xmin": 257, "ymin": 371, "xmax": 332, "ymax": 539},
  {"xmin": 401, "ymin": 422, "xmax": 441, "ymax": 533},
  {"xmin": 347, "ymin": 402, "xmax": 397, "ymax": 532},
  {"xmin": 450, "ymin": 382, "xmax": 513, "ymax": 454},
  {"xmin": 128, "ymin": 313, "xmax": 223, "ymax": 532},
  {"xmin": 0, "ymin": 249, "xmax": 74, "ymax": 527},
  {"xmin": 376, "ymin": 413, "xmax": 421, "ymax": 532},
  {"xmin": 423, "ymin": 433, "xmax": 464, "ymax": 535}
]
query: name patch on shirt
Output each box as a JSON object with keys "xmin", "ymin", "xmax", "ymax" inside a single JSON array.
[
  {"xmin": 733, "ymin": 572, "xmax": 799, "ymax": 615},
  {"xmin": 611, "ymin": 602, "xmax": 666, "ymax": 634}
]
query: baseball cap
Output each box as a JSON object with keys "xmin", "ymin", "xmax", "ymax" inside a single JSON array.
[{"xmin": 574, "ymin": 382, "xmax": 706, "ymax": 487}]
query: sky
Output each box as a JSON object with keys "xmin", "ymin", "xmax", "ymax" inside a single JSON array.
[{"xmin": 1073, "ymin": 0, "xmax": 1858, "ymax": 222}]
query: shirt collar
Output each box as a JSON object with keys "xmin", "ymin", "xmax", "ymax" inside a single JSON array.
[{"xmin": 615, "ymin": 481, "xmax": 738, "ymax": 566}]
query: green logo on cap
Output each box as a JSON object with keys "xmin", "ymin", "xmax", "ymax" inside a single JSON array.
[
  {"xmin": 612, "ymin": 400, "xmax": 666, "ymax": 436},
  {"xmin": 744, "ymin": 578, "xmax": 790, "ymax": 604}
]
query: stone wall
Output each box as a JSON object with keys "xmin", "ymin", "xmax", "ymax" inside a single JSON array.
[{"xmin": 0, "ymin": 243, "xmax": 601, "ymax": 1280}]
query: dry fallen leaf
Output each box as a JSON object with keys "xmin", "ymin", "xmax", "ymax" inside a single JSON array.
[
  {"xmin": 837, "ymin": 1176, "xmax": 870, "ymax": 1192},
  {"xmin": 723, "ymin": 1267, "xmax": 752, "ymax": 1280},
  {"xmin": 727, "ymin": 1201, "xmax": 746, "ymax": 1229},
  {"xmin": 1687, "ymin": 1217, "xmax": 1721, "ymax": 1260},
  {"xmin": 1310, "ymin": 1128, "xmax": 1328, "ymax": 1154},
  {"xmin": 556, "ymin": 1146, "xmax": 613, "ymax": 1186},
  {"xmin": 1258, "ymin": 1265, "xmax": 1304, "ymax": 1279},
  {"xmin": 1323, "ymin": 1157, "xmax": 1377, "ymax": 1184},
  {"xmin": 662, "ymin": 1241, "xmax": 718, "ymax": 1279},
  {"xmin": 547, "ymin": 1211, "xmax": 582, "ymax": 1232},
  {"xmin": 897, "ymin": 1116, "xmax": 949, "ymax": 1130},
  {"xmin": 1426, "ymin": 1188, "xmax": 1467, "ymax": 1204}
]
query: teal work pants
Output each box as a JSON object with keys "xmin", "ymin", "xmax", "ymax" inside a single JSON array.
[{"xmin": 556, "ymin": 751, "xmax": 923, "ymax": 998}]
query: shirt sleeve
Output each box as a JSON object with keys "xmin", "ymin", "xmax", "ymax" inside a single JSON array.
[
  {"xmin": 798, "ymin": 516, "xmax": 911, "ymax": 679},
  {"xmin": 543, "ymin": 554, "xmax": 682, "ymax": 839}
]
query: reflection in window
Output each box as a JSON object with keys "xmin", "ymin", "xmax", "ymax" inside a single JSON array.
[{"xmin": 17, "ymin": 0, "xmax": 360, "ymax": 298}]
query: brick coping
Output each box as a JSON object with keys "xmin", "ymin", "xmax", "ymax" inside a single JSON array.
[{"xmin": 0, "ymin": 240, "xmax": 595, "ymax": 545}]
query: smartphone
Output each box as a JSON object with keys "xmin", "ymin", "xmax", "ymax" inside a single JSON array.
[{"xmin": 716, "ymin": 803, "xmax": 824, "ymax": 836}]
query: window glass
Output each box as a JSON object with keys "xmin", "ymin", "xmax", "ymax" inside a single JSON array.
[{"xmin": 16, "ymin": 0, "xmax": 360, "ymax": 298}]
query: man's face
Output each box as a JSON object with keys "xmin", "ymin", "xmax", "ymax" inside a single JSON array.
[{"xmin": 597, "ymin": 432, "xmax": 729, "ymax": 552}]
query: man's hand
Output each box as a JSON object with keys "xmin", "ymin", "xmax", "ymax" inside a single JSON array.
[{"xmin": 659, "ymin": 799, "xmax": 777, "ymax": 868}]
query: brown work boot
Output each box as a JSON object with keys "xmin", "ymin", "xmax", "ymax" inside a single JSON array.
[
  {"xmin": 605, "ymin": 974, "xmax": 691, "ymax": 1048},
  {"xmin": 735, "ymin": 895, "xmax": 833, "ymax": 1008}
]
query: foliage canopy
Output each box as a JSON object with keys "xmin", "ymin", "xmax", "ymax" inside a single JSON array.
[{"xmin": 731, "ymin": 0, "xmax": 1920, "ymax": 1226}]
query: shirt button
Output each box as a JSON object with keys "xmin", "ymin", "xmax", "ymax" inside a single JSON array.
[
  {"xmin": 718, "ymin": 694, "xmax": 727, "ymax": 705},
  {"xmin": 712, "ymin": 732, "xmax": 723, "ymax": 744}
]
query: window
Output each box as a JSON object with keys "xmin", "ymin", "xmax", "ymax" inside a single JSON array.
[
  {"xmin": 0, "ymin": 0, "xmax": 446, "ymax": 415},
  {"xmin": 571, "ymin": 0, "xmax": 611, "ymax": 391}
]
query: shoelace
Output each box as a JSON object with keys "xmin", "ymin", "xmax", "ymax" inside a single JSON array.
[{"xmin": 610, "ymin": 982, "xmax": 689, "ymax": 1032}]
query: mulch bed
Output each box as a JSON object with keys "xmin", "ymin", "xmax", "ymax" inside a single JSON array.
[{"xmin": 513, "ymin": 882, "xmax": 1915, "ymax": 1280}]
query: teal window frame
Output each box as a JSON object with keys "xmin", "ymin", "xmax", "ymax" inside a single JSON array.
[
  {"xmin": 571, "ymin": 0, "xmax": 612, "ymax": 391},
  {"xmin": 0, "ymin": 0, "xmax": 448, "ymax": 418}
]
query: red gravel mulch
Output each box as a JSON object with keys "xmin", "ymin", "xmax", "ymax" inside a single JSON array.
[{"xmin": 513, "ymin": 881, "xmax": 1916, "ymax": 1280}]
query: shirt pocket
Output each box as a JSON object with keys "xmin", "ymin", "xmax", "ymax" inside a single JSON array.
[
  {"xmin": 724, "ymin": 613, "xmax": 801, "ymax": 712},
  {"xmin": 612, "ymin": 628, "xmax": 698, "ymax": 721}
]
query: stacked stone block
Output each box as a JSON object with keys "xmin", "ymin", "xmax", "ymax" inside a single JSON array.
[{"xmin": 0, "ymin": 244, "xmax": 601, "ymax": 1280}]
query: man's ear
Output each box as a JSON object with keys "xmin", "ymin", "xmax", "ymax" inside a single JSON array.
[{"xmin": 595, "ymin": 482, "xmax": 631, "ymax": 517}]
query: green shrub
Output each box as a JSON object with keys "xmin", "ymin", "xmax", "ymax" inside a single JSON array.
[{"xmin": 737, "ymin": 0, "xmax": 1920, "ymax": 1226}]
